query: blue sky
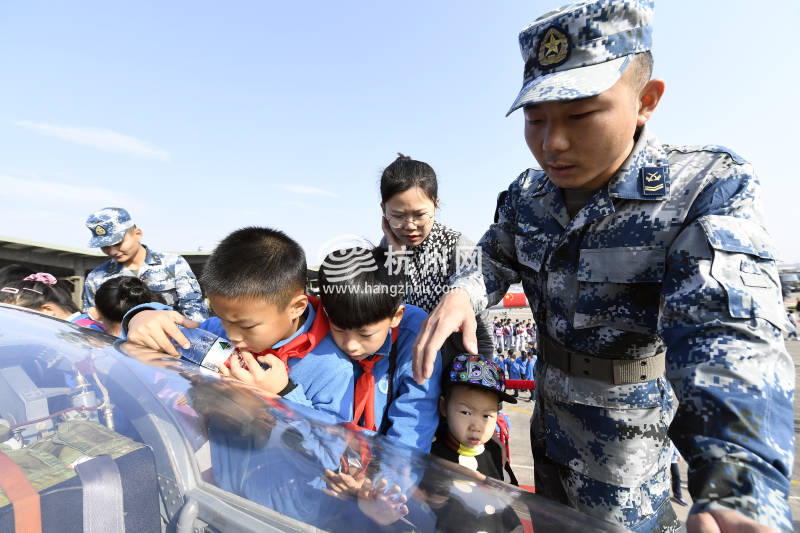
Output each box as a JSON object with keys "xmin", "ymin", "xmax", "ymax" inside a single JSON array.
[{"xmin": 1, "ymin": 1, "xmax": 798, "ymax": 265}]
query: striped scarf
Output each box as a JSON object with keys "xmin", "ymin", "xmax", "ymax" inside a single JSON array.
[{"xmin": 404, "ymin": 222, "xmax": 462, "ymax": 313}]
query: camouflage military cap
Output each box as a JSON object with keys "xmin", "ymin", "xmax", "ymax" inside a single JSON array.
[
  {"xmin": 507, "ymin": 0, "xmax": 654, "ymax": 115},
  {"xmin": 85, "ymin": 207, "xmax": 134, "ymax": 248}
]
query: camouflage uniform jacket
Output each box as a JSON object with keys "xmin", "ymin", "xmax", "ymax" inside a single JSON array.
[
  {"xmin": 452, "ymin": 127, "xmax": 794, "ymax": 532},
  {"xmin": 83, "ymin": 245, "xmax": 208, "ymax": 322}
]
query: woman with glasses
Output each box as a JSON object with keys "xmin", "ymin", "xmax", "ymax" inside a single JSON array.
[{"xmin": 379, "ymin": 154, "xmax": 494, "ymax": 365}]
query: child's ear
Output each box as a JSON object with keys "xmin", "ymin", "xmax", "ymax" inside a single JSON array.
[
  {"xmin": 438, "ymin": 396, "xmax": 446, "ymax": 417},
  {"xmin": 87, "ymin": 306, "xmax": 100, "ymax": 320},
  {"xmin": 389, "ymin": 304, "xmax": 405, "ymax": 328},
  {"xmin": 287, "ymin": 293, "xmax": 309, "ymax": 321},
  {"xmin": 39, "ymin": 303, "xmax": 58, "ymax": 317}
]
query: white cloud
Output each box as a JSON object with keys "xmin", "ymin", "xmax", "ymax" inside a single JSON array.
[
  {"xmin": 14, "ymin": 120, "xmax": 171, "ymax": 161},
  {"xmin": 0, "ymin": 174, "xmax": 139, "ymax": 208},
  {"xmin": 280, "ymin": 184, "xmax": 338, "ymax": 198},
  {"xmin": 0, "ymin": 174, "xmax": 144, "ymax": 248}
]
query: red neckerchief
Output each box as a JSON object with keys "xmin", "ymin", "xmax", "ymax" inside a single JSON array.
[
  {"xmin": 352, "ymin": 327, "xmax": 398, "ymax": 432},
  {"xmin": 256, "ymin": 296, "xmax": 329, "ymax": 372},
  {"xmin": 337, "ymin": 422, "xmax": 373, "ymax": 479}
]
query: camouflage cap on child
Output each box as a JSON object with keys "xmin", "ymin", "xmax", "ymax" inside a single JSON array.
[
  {"xmin": 507, "ymin": 0, "xmax": 654, "ymax": 115},
  {"xmin": 445, "ymin": 354, "xmax": 517, "ymax": 404},
  {"xmin": 85, "ymin": 207, "xmax": 134, "ymax": 248}
]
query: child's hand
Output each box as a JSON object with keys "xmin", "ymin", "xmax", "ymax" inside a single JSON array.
[
  {"xmin": 381, "ymin": 216, "xmax": 406, "ymax": 251},
  {"xmin": 218, "ymin": 351, "xmax": 288, "ymax": 395},
  {"xmin": 322, "ymin": 469, "xmax": 366, "ymax": 498},
  {"xmin": 356, "ymin": 477, "xmax": 409, "ymax": 526},
  {"xmin": 127, "ymin": 310, "xmax": 199, "ymax": 356}
]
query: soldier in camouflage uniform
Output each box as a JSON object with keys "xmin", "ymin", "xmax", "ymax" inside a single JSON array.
[
  {"xmin": 412, "ymin": 1, "xmax": 794, "ymax": 532},
  {"xmin": 83, "ymin": 207, "xmax": 208, "ymax": 322}
]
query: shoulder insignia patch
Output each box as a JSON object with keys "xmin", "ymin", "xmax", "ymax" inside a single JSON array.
[{"xmin": 640, "ymin": 166, "xmax": 667, "ymax": 197}]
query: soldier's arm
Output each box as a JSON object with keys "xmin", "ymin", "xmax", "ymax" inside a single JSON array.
[
  {"xmin": 172, "ymin": 256, "xmax": 209, "ymax": 321},
  {"xmin": 450, "ymin": 175, "xmax": 525, "ymax": 312},
  {"xmin": 413, "ymin": 175, "xmax": 525, "ymax": 383},
  {"xmin": 660, "ymin": 161, "xmax": 793, "ymax": 532},
  {"xmin": 82, "ymin": 273, "xmax": 96, "ymax": 311}
]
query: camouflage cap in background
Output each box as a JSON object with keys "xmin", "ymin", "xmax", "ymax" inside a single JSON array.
[
  {"xmin": 507, "ymin": 0, "xmax": 654, "ymax": 115},
  {"xmin": 445, "ymin": 354, "xmax": 517, "ymax": 404},
  {"xmin": 85, "ymin": 207, "xmax": 134, "ymax": 248}
]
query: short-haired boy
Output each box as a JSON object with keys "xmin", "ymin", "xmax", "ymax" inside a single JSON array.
[
  {"xmin": 83, "ymin": 207, "xmax": 208, "ymax": 321},
  {"xmin": 123, "ymin": 226, "xmax": 354, "ymax": 420},
  {"xmin": 317, "ymin": 247, "xmax": 442, "ymax": 451},
  {"xmin": 492, "ymin": 319, "xmax": 504, "ymax": 352},
  {"xmin": 501, "ymin": 320, "xmax": 512, "ymax": 351},
  {"xmin": 493, "ymin": 351, "xmax": 504, "ymax": 367},
  {"xmin": 432, "ymin": 354, "xmax": 518, "ymax": 484},
  {"xmin": 504, "ymin": 350, "xmax": 519, "ymax": 398}
]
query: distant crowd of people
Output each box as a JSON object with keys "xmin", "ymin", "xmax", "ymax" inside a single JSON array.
[{"xmin": 492, "ymin": 317, "xmax": 537, "ymax": 353}]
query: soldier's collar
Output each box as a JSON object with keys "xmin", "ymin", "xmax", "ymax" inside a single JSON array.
[
  {"xmin": 607, "ymin": 126, "xmax": 670, "ymax": 201},
  {"xmin": 529, "ymin": 170, "xmax": 552, "ymax": 197},
  {"xmin": 142, "ymin": 245, "xmax": 162, "ymax": 266}
]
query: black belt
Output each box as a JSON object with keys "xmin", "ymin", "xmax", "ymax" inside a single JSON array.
[{"xmin": 540, "ymin": 334, "xmax": 665, "ymax": 385}]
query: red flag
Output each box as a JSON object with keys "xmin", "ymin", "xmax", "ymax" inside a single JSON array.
[{"xmin": 503, "ymin": 292, "xmax": 527, "ymax": 307}]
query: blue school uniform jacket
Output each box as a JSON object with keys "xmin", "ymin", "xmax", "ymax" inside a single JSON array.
[
  {"xmin": 352, "ymin": 304, "xmax": 442, "ymax": 452},
  {"xmin": 513, "ymin": 358, "xmax": 526, "ymax": 380},
  {"xmin": 525, "ymin": 356, "xmax": 536, "ymax": 380}
]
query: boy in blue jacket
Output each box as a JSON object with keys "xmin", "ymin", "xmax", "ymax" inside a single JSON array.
[
  {"xmin": 317, "ymin": 247, "xmax": 442, "ymax": 452},
  {"xmin": 518, "ymin": 352, "xmax": 534, "ymax": 400},
  {"xmin": 123, "ymin": 226, "xmax": 355, "ymax": 421},
  {"xmin": 505, "ymin": 351, "xmax": 520, "ymax": 398}
]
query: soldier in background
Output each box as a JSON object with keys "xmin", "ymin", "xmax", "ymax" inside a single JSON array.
[
  {"xmin": 412, "ymin": 0, "xmax": 794, "ymax": 531},
  {"xmin": 82, "ymin": 207, "xmax": 208, "ymax": 322}
]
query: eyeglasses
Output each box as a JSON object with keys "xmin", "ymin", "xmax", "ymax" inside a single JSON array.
[{"xmin": 384, "ymin": 211, "xmax": 434, "ymax": 228}]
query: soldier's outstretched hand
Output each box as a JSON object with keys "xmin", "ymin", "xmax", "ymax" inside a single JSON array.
[
  {"xmin": 127, "ymin": 309, "xmax": 198, "ymax": 356},
  {"xmin": 687, "ymin": 509, "xmax": 778, "ymax": 533},
  {"xmin": 412, "ymin": 288, "xmax": 477, "ymax": 384}
]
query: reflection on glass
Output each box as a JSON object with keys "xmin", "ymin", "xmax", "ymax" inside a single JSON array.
[{"xmin": 0, "ymin": 305, "xmax": 628, "ymax": 533}]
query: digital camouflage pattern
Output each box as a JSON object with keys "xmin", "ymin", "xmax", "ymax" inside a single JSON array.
[
  {"xmin": 508, "ymin": 0, "xmax": 654, "ymax": 114},
  {"xmin": 83, "ymin": 245, "xmax": 208, "ymax": 322},
  {"xmin": 452, "ymin": 126, "xmax": 794, "ymax": 532},
  {"xmin": 85, "ymin": 207, "xmax": 134, "ymax": 248}
]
